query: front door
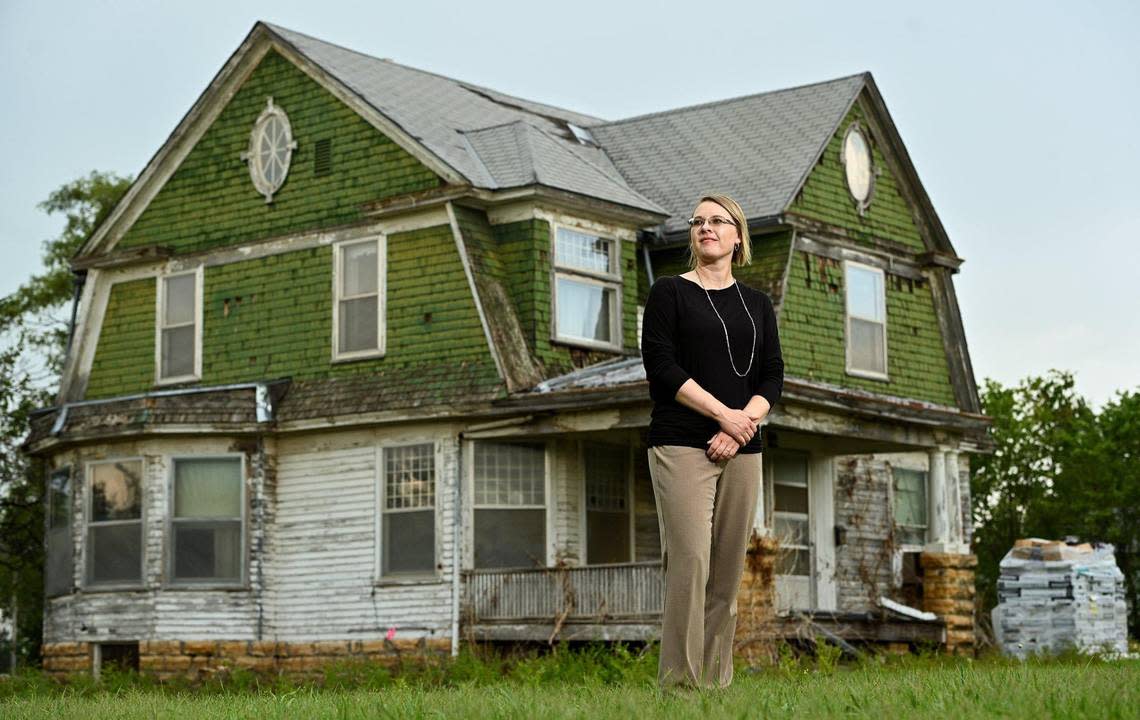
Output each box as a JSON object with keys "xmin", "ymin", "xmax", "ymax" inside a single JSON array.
[{"xmin": 768, "ymin": 450, "xmax": 813, "ymax": 611}]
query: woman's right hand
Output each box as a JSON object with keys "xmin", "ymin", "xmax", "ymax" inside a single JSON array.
[{"xmin": 715, "ymin": 406, "xmax": 756, "ymax": 446}]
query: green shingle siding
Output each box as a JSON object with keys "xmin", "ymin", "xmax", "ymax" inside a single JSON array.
[
  {"xmin": 85, "ymin": 278, "xmax": 156, "ymax": 398},
  {"xmin": 779, "ymin": 250, "xmax": 955, "ymax": 405},
  {"xmin": 790, "ymin": 102, "xmax": 926, "ymax": 252},
  {"xmin": 86, "ymin": 225, "xmax": 501, "ymax": 401},
  {"xmin": 118, "ymin": 49, "xmax": 441, "ymax": 255}
]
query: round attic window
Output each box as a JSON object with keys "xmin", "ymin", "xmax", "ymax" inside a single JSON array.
[
  {"xmin": 241, "ymin": 98, "xmax": 297, "ymax": 203},
  {"xmin": 841, "ymin": 124, "xmax": 874, "ymax": 212}
]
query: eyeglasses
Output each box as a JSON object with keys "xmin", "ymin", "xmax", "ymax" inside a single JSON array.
[{"xmin": 687, "ymin": 216, "xmax": 737, "ymax": 229}]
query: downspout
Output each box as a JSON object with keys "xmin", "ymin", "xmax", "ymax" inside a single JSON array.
[
  {"xmin": 640, "ymin": 233, "xmax": 656, "ymax": 287},
  {"xmin": 63, "ymin": 270, "xmax": 87, "ymax": 360},
  {"xmin": 450, "ymin": 436, "xmax": 463, "ymax": 657}
]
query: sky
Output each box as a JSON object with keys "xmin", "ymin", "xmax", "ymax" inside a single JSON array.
[{"xmin": 1, "ymin": 0, "xmax": 1137, "ymax": 406}]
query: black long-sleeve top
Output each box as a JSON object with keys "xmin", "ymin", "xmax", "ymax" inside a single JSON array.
[{"xmin": 641, "ymin": 275, "xmax": 784, "ymax": 453}]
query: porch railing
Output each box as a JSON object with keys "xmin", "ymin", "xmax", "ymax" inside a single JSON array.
[{"xmin": 463, "ymin": 561, "xmax": 664, "ymax": 622}]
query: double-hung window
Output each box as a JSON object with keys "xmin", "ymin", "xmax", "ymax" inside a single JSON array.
[
  {"xmin": 46, "ymin": 467, "xmax": 74, "ymax": 596},
  {"xmin": 472, "ymin": 441, "xmax": 546, "ymax": 569},
  {"xmin": 86, "ymin": 460, "xmax": 144, "ymax": 586},
  {"xmin": 584, "ymin": 443, "xmax": 632, "ymax": 565},
  {"xmin": 772, "ymin": 456, "xmax": 811, "ymax": 577},
  {"xmin": 845, "ymin": 261, "xmax": 888, "ymax": 379},
  {"xmin": 333, "ymin": 237, "xmax": 386, "ymax": 360},
  {"xmin": 892, "ymin": 467, "xmax": 928, "ymax": 547},
  {"xmin": 170, "ymin": 458, "xmax": 244, "ymax": 584},
  {"xmin": 156, "ymin": 268, "xmax": 202, "ymax": 383},
  {"xmin": 552, "ymin": 226, "xmax": 621, "ymax": 351},
  {"xmin": 380, "ymin": 444, "xmax": 437, "ymax": 577}
]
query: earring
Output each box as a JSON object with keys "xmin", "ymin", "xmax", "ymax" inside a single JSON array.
[{"xmin": 734, "ymin": 244, "xmax": 740, "ymax": 253}]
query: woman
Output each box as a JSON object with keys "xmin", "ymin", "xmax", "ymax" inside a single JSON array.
[{"xmin": 641, "ymin": 193, "xmax": 784, "ymax": 688}]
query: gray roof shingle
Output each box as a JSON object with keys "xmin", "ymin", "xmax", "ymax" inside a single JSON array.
[
  {"xmin": 589, "ymin": 75, "xmax": 866, "ymax": 234},
  {"xmin": 266, "ymin": 24, "xmax": 666, "ymax": 215}
]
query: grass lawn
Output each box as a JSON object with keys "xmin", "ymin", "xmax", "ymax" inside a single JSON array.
[{"xmin": 2, "ymin": 653, "xmax": 1137, "ymax": 719}]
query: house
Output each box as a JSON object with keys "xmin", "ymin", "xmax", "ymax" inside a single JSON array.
[{"xmin": 24, "ymin": 22, "xmax": 990, "ymax": 677}]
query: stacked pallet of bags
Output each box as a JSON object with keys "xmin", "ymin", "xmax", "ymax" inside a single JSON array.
[{"xmin": 992, "ymin": 538, "xmax": 1128, "ymax": 657}]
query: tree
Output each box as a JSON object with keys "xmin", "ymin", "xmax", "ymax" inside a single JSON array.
[
  {"xmin": 971, "ymin": 371, "xmax": 1140, "ymax": 638},
  {"xmin": 0, "ymin": 170, "xmax": 131, "ymax": 666}
]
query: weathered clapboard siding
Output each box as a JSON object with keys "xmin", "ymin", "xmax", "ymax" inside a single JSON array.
[
  {"xmin": 44, "ymin": 438, "xmax": 263, "ymax": 644},
  {"xmin": 265, "ymin": 426, "xmax": 459, "ymax": 641},
  {"xmin": 833, "ymin": 453, "xmax": 897, "ymax": 612},
  {"xmin": 550, "ymin": 438, "xmax": 584, "ymax": 564}
]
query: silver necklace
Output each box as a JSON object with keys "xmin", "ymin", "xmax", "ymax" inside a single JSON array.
[{"xmin": 693, "ymin": 268, "xmax": 757, "ymax": 378}]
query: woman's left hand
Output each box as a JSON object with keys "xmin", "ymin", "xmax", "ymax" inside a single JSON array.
[{"xmin": 706, "ymin": 431, "xmax": 740, "ymax": 462}]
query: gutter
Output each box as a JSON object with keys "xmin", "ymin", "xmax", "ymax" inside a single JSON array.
[{"xmin": 40, "ymin": 380, "xmax": 287, "ymax": 436}]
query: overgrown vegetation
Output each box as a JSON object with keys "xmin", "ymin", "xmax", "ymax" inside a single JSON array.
[{"xmin": 1, "ymin": 644, "xmax": 1137, "ymax": 719}]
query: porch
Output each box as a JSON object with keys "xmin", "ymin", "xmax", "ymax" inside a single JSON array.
[{"xmin": 460, "ymin": 562, "xmax": 945, "ymax": 646}]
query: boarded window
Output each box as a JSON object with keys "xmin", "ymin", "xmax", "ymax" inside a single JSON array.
[
  {"xmin": 893, "ymin": 467, "xmax": 928, "ymax": 547},
  {"xmin": 335, "ymin": 238, "xmax": 384, "ymax": 357},
  {"xmin": 86, "ymin": 460, "xmax": 143, "ymax": 586},
  {"xmin": 171, "ymin": 458, "xmax": 243, "ymax": 583},
  {"xmin": 382, "ymin": 444, "xmax": 436, "ymax": 575},
  {"xmin": 585, "ymin": 443, "xmax": 630, "ymax": 565},
  {"xmin": 473, "ymin": 442, "xmax": 545, "ymax": 569},
  {"xmin": 553, "ymin": 227, "xmax": 620, "ymax": 349},
  {"xmin": 159, "ymin": 271, "xmax": 198, "ymax": 380},
  {"xmin": 46, "ymin": 467, "xmax": 73, "ymax": 596},
  {"xmin": 845, "ymin": 262, "xmax": 887, "ymax": 377}
]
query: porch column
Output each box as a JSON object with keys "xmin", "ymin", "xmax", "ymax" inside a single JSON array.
[
  {"xmin": 945, "ymin": 450, "xmax": 963, "ymax": 544},
  {"xmin": 926, "ymin": 448, "xmax": 950, "ymax": 548}
]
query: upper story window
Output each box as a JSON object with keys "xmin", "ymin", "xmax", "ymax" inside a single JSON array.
[
  {"xmin": 241, "ymin": 97, "xmax": 297, "ymax": 203},
  {"xmin": 85, "ymin": 459, "xmax": 144, "ymax": 587},
  {"xmin": 333, "ymin": 237, "xmax": 386, "ymax": 361},
  {"xmin": 552, "ymin": 226, "xmax": 621, "ymax": 351},
  {"xmin": 472, "ymin": 441, "xmax": 546, "ymax": 569},
  {"xmin": 841, "ymin": 124, "xmax": 875, "ymax": 214},
  {"xmin": 170, "ymin": 457, "xmax": 244, "ymax": 585},
  {"xmin": 380, "ymin": 444, "xmax": 437, "ymax": 577},
  {"xmin": 892, "ymin": 467, "xmax": 928, "ymax": 547},
  {"xmin": 156, "ymin": 268, "xmax": 202, "ymax": 384},
  {"xmin": 46, "ymin": 467, "xmax": 74, "ymax": 597},
  {"xmin": 845, "ymin": 261, "xmax": 888, "ymax": 379}
]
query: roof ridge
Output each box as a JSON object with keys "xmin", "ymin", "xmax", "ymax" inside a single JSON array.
[
  {"xmin": 594, "ymin": 72, "xmax": 868, "ymax": 129},
  {"xmin": 263, "ymin": 22, "xmax": 602, "ymax": 125}
]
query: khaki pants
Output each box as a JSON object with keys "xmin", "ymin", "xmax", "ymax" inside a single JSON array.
[{"xmin": 648, "ymin": 445, "xmax": 761, "ymax": 688}]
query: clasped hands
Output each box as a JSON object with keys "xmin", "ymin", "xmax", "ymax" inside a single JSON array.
[{"xmin": 707, "ymin": 407, "xmax": 759, "ymax": 463}]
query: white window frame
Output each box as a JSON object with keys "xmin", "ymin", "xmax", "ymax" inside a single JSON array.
[
  {"xmin": 844, "ymin": 260, "xmax": 889, "ymax": 381},
  {"xmin": 332, "ymin": 236, "xmax": 387, "ymax": 362},
  {"xmin": 465, "ymin": 440, "xmax": 551, "ymax": 570},
  {"xmin": 578, "ymin": 442, "xmax": 636, "ymax": 566},
  {"xmin": 165, "ymin": 454, "xmax": 247, "ymax": 589},
  {"xmin": 82, "ymin": 458, "xmax": 146, "ymax": 590},
  {"xmin": 550, "ymin": 223, "xmax": 622, "ymax": 352},
  {"xmin": 155, "ymin": 266, "xmax": 203, "ymax": 385},
  {"xmin": 374, "ymin": 441, "xmax": 441, "ymax": 582},
  {"xmin": 891, "ymin": 466, "xmax": 929, "ymax": 552}
]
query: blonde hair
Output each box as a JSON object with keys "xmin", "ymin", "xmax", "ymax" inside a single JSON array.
[{"xmin": 687, "ymin": 193, "xmax": 752, "ymax": 269}]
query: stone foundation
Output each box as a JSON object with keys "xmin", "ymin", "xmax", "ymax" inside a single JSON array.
[
  {"xmin": 921, "ymin": 552, "xmax": 977, "ymax": 655},
  {"xmin": 42, "ymin": 638, "xmax": 451, "ymax": 681},
  {"xmin": 42, "ymin": 642, "xmax": 93, "ymax": 675},
  {"xmin": 735, "ymin": 533, "xmax": 778, "ymax": 665}
]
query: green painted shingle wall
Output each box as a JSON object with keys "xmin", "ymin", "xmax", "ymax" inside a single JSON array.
[
  {"xmin": 790, "ymin": 102, "xmax": 925, "ymax": 252},
  {"xmin": 779, "ymin": 250, "xmax": 955, "ymax": 405},
  {"xmin": 117, "ymin": 49, "xmax": 440, "ymax": 255},
  {"xmin": 85, "ymin": 225, "xmax": 501, "ymax": 401}
]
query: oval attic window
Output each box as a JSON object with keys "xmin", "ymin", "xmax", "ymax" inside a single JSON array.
[
  {"xmin": 241, "ymin": 98, "xmax": 297, "ymax": 203},
  {"xmin": 842, "ymin": 124, "xmax": 874, "ymax": 213}
]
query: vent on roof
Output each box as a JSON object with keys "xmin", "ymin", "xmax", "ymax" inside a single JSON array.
[
  {"xmin": 567, "ymin": 123, "xmax": 598, "ymax": 148},
  {"xmin": 314, "ymin": 138, "xmax": 333, "ymax": 177}
]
